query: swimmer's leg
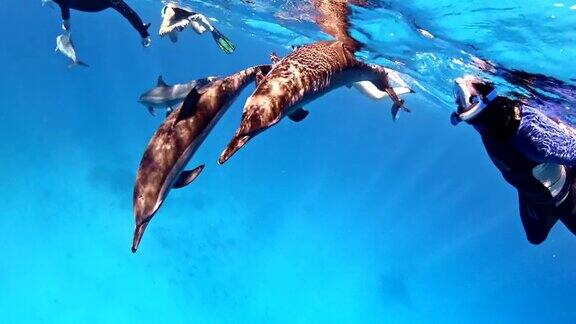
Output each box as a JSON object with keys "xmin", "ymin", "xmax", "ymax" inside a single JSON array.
[
  {"xmin": 189, "ymin": 14, "xmax": 235, "ymax": 54},
  {"xmin": 519, "ymin": 194, "xmax": 558, "ymax": 245},
  {"xmin": 355, "ymin": 61, "xmax": 411, "ymax": 120},
  {"xmin": 109, "ymin": 0, "xmax": 150, "ymax": 39}
]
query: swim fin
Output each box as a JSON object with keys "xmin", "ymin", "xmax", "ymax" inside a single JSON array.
[{"xmin": 211, "ymin": 29, "xmax": 235, "ymax": 54}]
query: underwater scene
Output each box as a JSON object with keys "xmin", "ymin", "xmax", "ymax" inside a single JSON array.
[{"xmin": 2, "ymin": 0, "xmax": 576, "ymax": 322}]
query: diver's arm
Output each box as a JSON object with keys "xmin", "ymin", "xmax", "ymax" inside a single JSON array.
[
  {"xmin": 58, "ymin": 0, "xmax": 71, "ymax": 29},
  {"xmin": 109, "ymin": 0, "xmax": 150, "ymax": 38}
]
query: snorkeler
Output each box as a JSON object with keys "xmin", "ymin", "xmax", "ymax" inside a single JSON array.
[
  {"xmin": 159, "ymin": 3, "xmax": 235, "ymax": 54},
  {"xmin": 49, "ymin": 0, "xmax": 152, "ymax": 47},
  {"xmin": 451, "ymin": 75, "xmax": 576, "ymax": 244}
]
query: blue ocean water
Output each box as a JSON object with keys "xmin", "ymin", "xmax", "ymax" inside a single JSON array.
[{"xmin": 1, "ymin": 0, "xmax": 575, "ymax": 322}]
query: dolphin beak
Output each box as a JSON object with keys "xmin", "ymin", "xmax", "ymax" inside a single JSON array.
[
  {"xmin": 219, "ymin": 135, "xmax": 251, "ymax": 164},
  {"xmin": 131, "ymin": 220, "xmax": 150, "ymax": 253}
]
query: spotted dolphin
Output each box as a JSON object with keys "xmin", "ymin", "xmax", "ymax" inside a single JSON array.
[
  {"xmin": 137, "ymin": 75, "xmax": 218, "ymax": 116},
  {"xmin": 132, "ymin": 65, "xmax": 271, "ymax": 252},
  {"xmin": 55, "ymin": 33, "xmax": 88, "ymax": 68},
  {"xmin": 218, "ymin": 40, "xmax": 413, "ymax": 164}
]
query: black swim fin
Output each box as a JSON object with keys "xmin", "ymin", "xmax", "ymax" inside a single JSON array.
[{"xmin": 211, "ymin": 29, "xmax": 235, "ymax": 54}]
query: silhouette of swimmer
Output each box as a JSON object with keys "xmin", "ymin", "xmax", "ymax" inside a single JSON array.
[
  {"xmin": 51, "ymin": 0, "xmax": 151, "ymax": 47},
  {"xmin": 452, "ymin": 74, "xmax": 576, "ymax": 244}
]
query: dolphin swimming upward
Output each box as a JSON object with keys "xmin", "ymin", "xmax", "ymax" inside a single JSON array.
[
  {"xmin": 132, "ymin": 65, "xmax": 271, "ymax": 253},
  {"xmin": 137, "ymin": 75, "xmax": 218, "ymax": 116},
  {"xmin": 218, "ymin": 40, "xmax": 413, "ymax": 164}
]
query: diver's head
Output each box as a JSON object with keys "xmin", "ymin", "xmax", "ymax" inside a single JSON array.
[{"xmin": 451, "ymin": 75, "xmax": 498, "ymax": 125}]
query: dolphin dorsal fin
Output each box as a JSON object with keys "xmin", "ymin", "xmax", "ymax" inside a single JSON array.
[
  {"xmin": 173, "ymin": 165, "xmax": 205, "ymax": 189},
  {"xmin": 157, "ymin": 75, "xmax": 168, "ymax": 87},
  {"xmin": 173, "ymin": 87, "xmax": 201, "ymax": 126}
]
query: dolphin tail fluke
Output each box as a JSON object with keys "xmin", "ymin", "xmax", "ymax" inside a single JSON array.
[
  {"xmin": 131, "ymin": 220, "xmax": 149, "ymax": 253},
  {"xmin": 68, "ymin": 60, "xmax": 89, "ymax": 69},
  {"xmin": 219, "ymin": 134, "xmax": 251, "ymax": 164}
]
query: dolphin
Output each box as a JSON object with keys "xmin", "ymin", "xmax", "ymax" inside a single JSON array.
[
  {"xmin": 137, "ymin": 75, "xmax": 218, "ymax": 116},
  {"xmin": 131, "ymin": 64, "xmax": 271, "ymax": 253},
  {"xmin": 218, "ymin": 40, "xmax": 414, "ymax": 164},
  {"xmin": 55, "ymin": 33, "xmax": 88, "ymax": 68}
]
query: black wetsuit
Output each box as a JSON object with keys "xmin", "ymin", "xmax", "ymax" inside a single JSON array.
[
  {"xmin": 471, "ymin": 97, "xmax": 576, "ymax": 244},
  {"xmin": 54, "ymin": 0, "xmax": 149, "ymax": 38}
]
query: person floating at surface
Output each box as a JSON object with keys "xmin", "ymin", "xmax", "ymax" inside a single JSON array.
[
  {"xmin": 50, "ymin": 0, "xmax": 152, "ymax": 47},
  {"xmin": 451, "ymin": 74, "xmax": 576, "ymax": 244},
  {"xmin": 159, "ymin": 2, "xmax": 235, "ymax": 54}
]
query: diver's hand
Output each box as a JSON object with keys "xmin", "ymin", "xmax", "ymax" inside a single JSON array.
[
  {"xmin": 391, "ymin": 99, "xmax": 409, "ymax": 121},
  {"xmin": 62, "ymin": 19, "xmax": 70, "ymax": 31},
  {"xmin": 396, "ymin": 99, "xmax": 410, "ymax": 112},
  {"xmin": 141, "ymin": 36, "xmax": 151, "ymax": 48}
]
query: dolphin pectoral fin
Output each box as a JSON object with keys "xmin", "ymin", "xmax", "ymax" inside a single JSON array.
[
  {"xmin": 157, "ymin": 75, "xmax": 168, "ymax": 87},
  {"xmin": 219, "ymin": 134, "xmax": 251, "ymax": 164},
  {"xmin": 173, "ymin": 165, "xmax": 205, "ymax": 189},
  {"xmin": 147, "ymin": 106, "xmax": 156, "ymax": 116},
  {"xmin": 173, "ymin": 88, "xmax": 201, "ymax": 125},
  {"xmin": 288, "ymin": 108, "xmax": 309, "ymax": 122}
]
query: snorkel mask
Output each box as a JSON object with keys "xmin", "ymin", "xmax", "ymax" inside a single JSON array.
[{"xmin": 451, "ymin": 77, "xmax": 498, "ymax": 125}]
